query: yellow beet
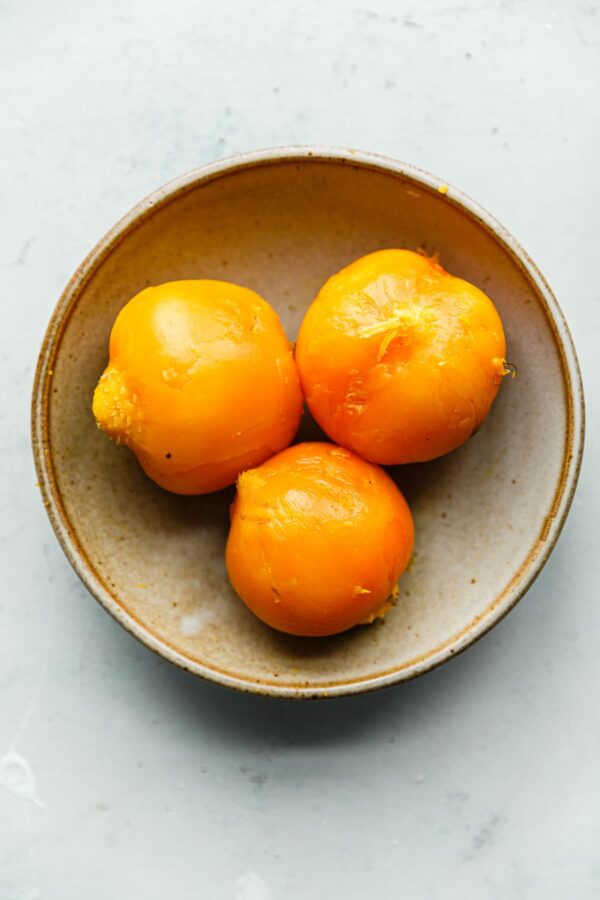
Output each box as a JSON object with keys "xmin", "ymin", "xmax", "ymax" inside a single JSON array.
[
  {"xmin": 93, "ymin": 280, "xmax": 303, "ymax": 494},
  {"xmin": 296, "ymin": 249, "xmax": 508, "ymax": 464},
  {"xmin": 226, "ymin": 442, "xmax": 414, "ymax": 636}
]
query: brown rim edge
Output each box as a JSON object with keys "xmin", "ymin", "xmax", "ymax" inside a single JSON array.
[{"xmin": 31, "ymin": 145, "xmax": 586, "ymax": 700}]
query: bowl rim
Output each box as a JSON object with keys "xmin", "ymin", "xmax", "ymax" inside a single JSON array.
[{"xmin": 31, "ymin": 145, "xmax": 585, "ymax": 699}]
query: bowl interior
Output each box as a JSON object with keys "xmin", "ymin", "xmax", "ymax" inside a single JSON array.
[{"xmin": 41, "ymin": 156, "xmax": 574, "ymax": 695}]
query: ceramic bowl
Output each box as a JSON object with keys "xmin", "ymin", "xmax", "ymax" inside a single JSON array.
[{"xmin": 32, "ymin": 147, "xmax": 584, "ymax": 698}]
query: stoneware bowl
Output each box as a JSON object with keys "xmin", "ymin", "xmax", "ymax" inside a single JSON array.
[{"xmin": 32, "ymin": 147, "xmax": 584, "ymax": 698}]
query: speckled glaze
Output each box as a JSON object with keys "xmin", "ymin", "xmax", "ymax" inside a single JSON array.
[{"xmin": 31, "ymin": 147, "xmax": 584, "ymax": 698}]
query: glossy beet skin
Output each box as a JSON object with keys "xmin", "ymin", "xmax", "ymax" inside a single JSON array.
[
  {"xmin": 226, "ymin": 442, "xmax": 414, "ymax": 636},
  {"xmin": 93, "ymin": 280, "xmax": 303, "ymax": 494},
  {"xmin": 296, "ymin": 249, "xmax": 508, "ymax": 465}
]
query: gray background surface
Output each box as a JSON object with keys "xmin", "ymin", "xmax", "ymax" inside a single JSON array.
[{"xmin": 1, "ymin": 1, "xmax": 598, "ymax": 897}]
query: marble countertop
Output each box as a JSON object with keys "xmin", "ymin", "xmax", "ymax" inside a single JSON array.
[{"xmin": 1, "ymin": 1, "xmax": 598, "ymax": 897}]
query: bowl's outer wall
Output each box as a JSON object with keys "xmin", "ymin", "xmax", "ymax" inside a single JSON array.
[{"xmin": 32, "ymin": 150, "xmax": 584, "ymax": 697}]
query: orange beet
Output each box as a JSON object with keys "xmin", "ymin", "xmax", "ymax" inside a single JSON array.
[
  {"xmin": 92, "ymin": 280, "xmax": 303, "ymax": 494},
  {"xmin": 226, "ymin": 442, "xmax": 414, "ymax": 636},
  {"xmin": 296, "ymin": 249, "xmax": 507, "ymax": 464}
]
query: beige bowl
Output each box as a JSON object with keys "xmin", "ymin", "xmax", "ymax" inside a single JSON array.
[{"xmin": 32, "ymin": 147, "xmax": 584, "ymax": 698}]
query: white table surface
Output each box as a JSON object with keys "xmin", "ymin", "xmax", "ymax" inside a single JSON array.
[{"xmin": 2, "ymin": 1, "xmax": 598, "ymax": 897}]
